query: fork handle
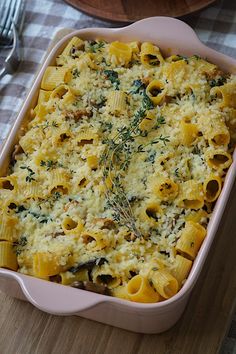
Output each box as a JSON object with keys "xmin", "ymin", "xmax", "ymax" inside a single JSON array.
[{"xmin": 0, "ymin": 67, "xmax": 7, "ymax": 79}]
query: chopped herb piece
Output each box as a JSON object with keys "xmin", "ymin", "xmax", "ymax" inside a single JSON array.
[
  {"xmin": 15, "ymin": 205, "xmax": 27, "ymax": 213},
  {"xmin": 101, "ymin": 121, "xmax": 113, "ymax": 133},
  {"xmin": 209, "ymin": 77, "xmax": 226, "ymax": 88},
  {"xmin": 174, "ymin": 168, "xmax": 179, "ymax": 177},
  {"xmin": 145, "ymin": 151, "xmax": 157, "ymax": 164},
  {"xmin": 157, "ymin": 135, "xmax": 170, "ymax": 146},
  {"xmin": 192, "ymin": 145, "xmax": 201, "ymax": 155},
  {"xmin": 54, "ymin": 192, "xmax": 61, "ymax": 199},
  {"xmin": 176, "ymin": 55, "xmax": 189, "ymax": 63},
  {"xmin": 129, "ymin": 79, "xmax": 146, "ymax": 94},
  {"xmin": 192, "ymin": 55, "xmax": 201, "ymax": 60},
  {"xmin": 40, "ymin": 160, "xmax": 57, "ymax": 171},
  {"xmin": 20, "ymin": 166, "xmax": 36, "ymax": 182},
  {"xmin": 72, "ymin": 68, "xmax": 80, "ymax": 78},
  {"xmin": 14, "ymin": 236, "xmax": 28, "ymax": 256},
  {"xmin": 89, "ymin": 41, "xmax": 105, "ymax": 53},
  {"xmin": 51, "ymin": 121, "xmax": 59, "ymax": 128},
  {"xmin": 104, "ymin": 70, "xmax": 120, "ymax": 90}
]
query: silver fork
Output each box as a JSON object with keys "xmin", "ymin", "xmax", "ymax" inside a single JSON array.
[
  {"xmin": 0, "ymin": 23, "xmax": 21, "ymax": 79},
  {"xmin": 0, "ymin": 0, "xmax": 25, "ymax": 47}
]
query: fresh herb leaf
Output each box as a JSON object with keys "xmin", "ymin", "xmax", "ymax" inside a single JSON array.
[
  {"xmin": 192, "ymin": 54, "xmax": 201, "ymax": 60},
  {"xmin": 129, "ymin": 79, "xmax": 146, "ymax": 94},
  {"xmin": 53, "ymin": 191, "xmax": 61, "ymax": 201},
  {"xmin": 174, "ymin": 168, "xmax": 179, "ymax": 177},
  {"xmin": 154, "ymin": 116, "xmax": 166, "ymax": 129},
  {"xmin": 15, "ymin": 205, "xmax": 27, "ymax": 213},
  {"xmin": 104, "ymin": 70, "xmax": 120, "ymax": 90},
  {"xmin": 100, "ymin": 121, "xmax": 113, "ymax": 133},
  {"xmin": 72, "ymin": 68, "xmax": 80, "ymax": 78},
  {"xmin": 20, "ymin": 166, "xmax": 36, "ymax": 182},
  {"xmin": 40, "ymin": 160, "xmax": 57, "ymax": 171},
  {"xmin": 51, "ymin": 121, "xmax": 59, "ymax": 128},
  {"xmin": 89, "ymin": 41, "xmax": 105, "ymax": 53},
  {"xmin": 209, "ymin": 77, "xmax": 226, "ymax": 88},
  {"xmin": 14, "ymin": 236, "xmax": 28, "ymax": 256},
  {"xmin": 157, "ymin": 135, "xmax": 170, "ymax": 146},
  {"xmin": 145, "ymin": 151, "xmax": 156, "ymax": 164}
]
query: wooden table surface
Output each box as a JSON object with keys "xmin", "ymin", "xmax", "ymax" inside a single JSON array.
[{"xmin": 0, "ymin": 29, "xmax": 235, "ymax": 354}]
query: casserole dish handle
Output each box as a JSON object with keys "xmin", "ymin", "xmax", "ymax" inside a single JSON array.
[{"xmin": 0, "ymin": 269, "xmax": 102, "ymax": 315}]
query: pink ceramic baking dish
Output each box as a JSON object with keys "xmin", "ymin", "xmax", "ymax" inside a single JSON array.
[{"xmin": 0, "ymin": 17, "xmax": 236, "ymax": 334}]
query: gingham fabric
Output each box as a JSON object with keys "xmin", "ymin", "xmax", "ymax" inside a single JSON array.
[{"xmin": 0, "ymin": 0, "xmax": 235, "ymax": 352}]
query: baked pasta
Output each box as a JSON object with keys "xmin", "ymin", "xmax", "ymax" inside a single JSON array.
[{"xmin": 1, "ymin": 37, "xmax": 236, "ymax": 303}]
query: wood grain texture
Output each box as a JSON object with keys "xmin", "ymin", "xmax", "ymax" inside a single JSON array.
[
  {"xmin": 64, "ymin": 0, "xmax": 216, "ymax": 22},
  {"xmin": 0, "ymin": 28, "xmax": 235, "ymax": 354}
]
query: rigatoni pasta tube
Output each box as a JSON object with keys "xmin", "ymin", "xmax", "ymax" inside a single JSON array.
[
  {"xmin": 140, "ymin": 201, "xmax": 162, "ymax": 228},
  {"xmin": 139, "ymin": 111, "xmax": 156, "ymax": 132},
  {"xmin": 178, "ymin": 180, "xmax": 204, "ymax": 210},
  {"xmin": 41, "ymin": 66, "xmax": 72, "ymax": 91},
  {"xmin": 198, "ymin": 114, "xmax": 230, "ymax": 146},
  {"xmin": 146, "ymin": 80, "xmax": 167, "ymax": 105},
  {"xmin": 203, "ymin": 175, "xmax": 222, "ymax": 202},
  {"xmin": 48, "ymin": 168, "xmax": 71, "ymax": 194},
  {"xmin": 176, "ymin": 221, "xmax": 206, "ymax": 260},
  {"xmin": 126, "ymin": 275, "xmax": 160, "ymax": 303},
  {"xmin": 37, "ymin": 89, "xmax": 52, "ymax": 104},
  {"xmin": 140, "ymin": 42, "xmax": 164, "ymax": 67},
  {"xmin": 61, "ymin": 217, "xmax": 84, "ymax": 236},
  {"xmin": 210, "ymin": 82, "xmax": 236, "ymax": 109},
  {"xmin": 205, "ymin": 148, "xmax": 232, "ymax": 171},
  {"xmin": 0, "ymin": 214, "xmax": 18, "ymax": 242},
  {"xmin": 149, "ymin": 269, "xmax": 178, "ymax": 299},
  {"xmin": 22, "ymin": 181, "xmax": 43, "ymax": 200},
  {"xmin": 19, "ymin": 129, "xmax": 45, "ymax": 154},
  {"xmin": 180, "ymin": 120, "xmax": 198, "ymax": 146},
  {"xmin": 77, "ymin": 53, "xmax": 97, "ymax": 70},
  {"xmin": 164, "ymin": 60, "xmax": 188, "ymax": 88},
  {"xmin": 33, "ymin": 252, "xmax": 70, "ymax": 277},
  {"xmin": 111, "ymin": 286, "xmax": 130, "ymax": 300},
  {"xmin": 61, "ymin": 36, "xmax": 84, "ymax": 56},
  {"xmin": 106, "ymin": 91, "xmax": 127, "ymax": 115},
  {"xmin": 109, "ymin": 41, "xmax": 132, "ymax": 65},
  {"xmin": 171, "ymin": 255, "xmax": 192, "ymax": 286},
  {"xmin": 154, "ymin": 177, "xmax": 179, "ymax": 201},
  {"xmin": 81, "ymin": 230, "xmax": 109, "ymax": 251},
  {"xmin": 0, "ymin": 241, "xmax": 18, "ymax": 270},
  {"xmin": 33, "ymin": 104, "xmax": 48, "ymax": 121},
  {"xmin": 185, "ymin": 209, "xmax": 208, "ymax": 223},
  {"xmin": 50, "ymin": 84, "xmax": 74, "ymax": 101},
  {"xmin": 59, "ymin": 269, "xmax": 89, "ymax": 285},
  {"xmin": 91, "ymin": 267, "xmax": 121, "ymax": 289},
  {"xmin": 0, "ymin": 175, "xmax": 17, "ymax": 191}
]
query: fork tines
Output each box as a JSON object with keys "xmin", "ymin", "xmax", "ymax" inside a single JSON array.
[{"xmin": 0, "ymin": 0, "xmax": 25, "ymax": 47}]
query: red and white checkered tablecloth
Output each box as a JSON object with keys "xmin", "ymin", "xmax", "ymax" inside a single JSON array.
[{"xmin": 0, "ymin": 1, "xmax": 235, "ymax": 352}]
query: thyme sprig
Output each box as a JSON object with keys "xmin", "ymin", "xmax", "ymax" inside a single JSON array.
[
  {"xmin": 137, "ymin": 134, "xmax": 170, "ymax": 153},
  {"xmin": 100, "ymin": 108, "xmax": 147, "ymax": 238}
]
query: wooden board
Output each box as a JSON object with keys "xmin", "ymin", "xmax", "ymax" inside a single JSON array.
[
  {"xmin": 0, "ymin": 29, "xmax": 235, "ymax": 354},
  {"xmin": 64, "ymin": 0, "xmax": 216, "ymax": 23}
]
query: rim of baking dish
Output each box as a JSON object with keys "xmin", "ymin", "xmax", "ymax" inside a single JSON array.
[{"xmin": 0, "ymin": 16, "xmax": 236, "ymax": 315}]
